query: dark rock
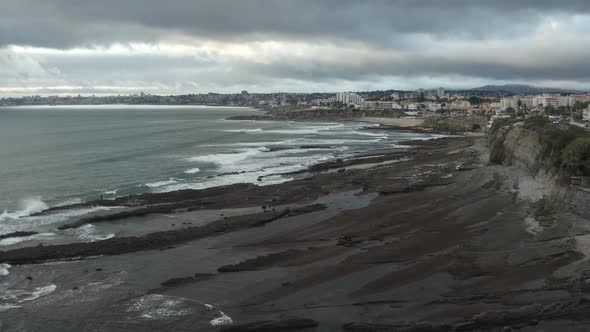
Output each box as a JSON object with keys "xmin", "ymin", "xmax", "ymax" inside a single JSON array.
[
  {"xmin": 0, "ymin": 231, "xmax": 38, "ymax": 240},
  {"xmin": 221, "ymin": 317, "xmax": 319, "ymax": 332},
  {"xmin": 0, "ymin": 205, "xmax": 326, "ymax": 265}
]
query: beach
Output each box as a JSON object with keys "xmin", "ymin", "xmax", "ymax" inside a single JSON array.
[
  {"xmin": 360, "ymin": 116, "xmax": 424, "ymax": 127},
  {"xmin": 2, "ymin": 128, "xmax": 590, "ymax": 331}
]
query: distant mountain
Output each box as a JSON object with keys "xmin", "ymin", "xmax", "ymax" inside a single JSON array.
[{"xmin": 471, "ymin": 84, "xmax": 584, "ymax": 95}]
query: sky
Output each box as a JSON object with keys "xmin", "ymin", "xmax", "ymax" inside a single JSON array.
[{"xmin": 1, "ymin": 0, "xmax": 590, "ymax": 96}]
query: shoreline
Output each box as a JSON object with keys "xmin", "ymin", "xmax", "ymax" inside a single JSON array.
[
  {"xmin": 17, "ymin": 117, "xmax": 430, "ymax": 219},
  {"xmin": 2, "ymin": 121, "xmax": 590, "ymax": 330}
]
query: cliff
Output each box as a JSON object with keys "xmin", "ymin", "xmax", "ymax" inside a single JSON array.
[
  {"xmin": 488, "ymin": 118, "xmax": 590, "ymax": 219},
  {"xmin": 421, "ymin": 116, "xmax": 488, "ymax": 133},
  {"xmin": 489, "ymin": 122, "xmax": 544, "ymax": 176}
]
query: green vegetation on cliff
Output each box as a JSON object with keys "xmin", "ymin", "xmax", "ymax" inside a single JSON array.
[
  {"xmin": 539, "ymin": 126, "xmax": 589, "ymax": 169},
  {"xmin": 489, "ymin": 117, "xmax": 590, "ymax": 176}
]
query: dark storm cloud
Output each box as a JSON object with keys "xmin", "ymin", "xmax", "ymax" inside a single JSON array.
[
  {"xmin": 1, "ymin": 0, "xmax": 589, "ymax": 48},
  {"xmin": 2, "ymin": 0, "xmax": 590, "ymax": 94}
]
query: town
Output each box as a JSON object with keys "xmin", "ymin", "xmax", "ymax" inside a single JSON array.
[{"xmin": 2, "ymin": 86, "xmax": 590, "ymax": 127}]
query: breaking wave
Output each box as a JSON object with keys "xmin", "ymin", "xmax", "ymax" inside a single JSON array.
[{"xmin": 0, "ymin": 197, "xmax": 49, "ymax": 222}]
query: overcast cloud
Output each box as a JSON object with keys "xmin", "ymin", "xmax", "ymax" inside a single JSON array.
[{"xmin": 1, "ymin": 0, "xmax": 590, "ymax": 96}]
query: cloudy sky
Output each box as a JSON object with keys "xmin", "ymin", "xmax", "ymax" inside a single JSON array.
[{"xmin": 1, "ymin": 0, "xmax": 590, "ymax": 96}]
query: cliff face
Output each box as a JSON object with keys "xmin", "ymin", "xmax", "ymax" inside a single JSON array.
[
  {"xmin": 488, "ymin": 122, "xmax": 590, "ymax": 219},
  {"xmin": 489, "ymin": 123, "xmax": 544, "ymax": 176},
  {"xmin": 421, "ymin": 116, "xmax": 487, "ymax": 133}
]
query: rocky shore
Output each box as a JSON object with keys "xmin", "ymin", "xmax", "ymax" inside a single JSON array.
[{"xmin": 2, "ymin": 132, "xmax": 590, "ymax": 331}]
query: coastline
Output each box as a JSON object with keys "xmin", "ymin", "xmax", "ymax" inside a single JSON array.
[
  {"xmin": 2, "ymin": 119, "xmax": 590, "ymax": 331},
  {"xmin": 358, "ymin": 116, "xmax": 424, "ymax": 127}
]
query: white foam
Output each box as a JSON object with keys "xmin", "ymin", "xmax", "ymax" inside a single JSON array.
[
  {"xmin": 75, "ymin": 224, "xmax": 115, "ymax": 242},
  {"xmin": 0, "ymin": 205, "xmax": 122, "ymax": 235},
  {"xmin": 344, "ymin": 131, "xmax": 389, "ymax": 138},
  {"xmin": 103, "ymin": 190, "xmax": 118, "ymax": 195},
  {"xmin": 260, "ymin": 123, "xmax": 346, "ymax": 135},
  {"xmin": 160, "ymin": 153, "xmax": 332, "ymax": 193},
  {"xmin": 187, "ymin": 147, "xmax": 268, "ymax": 167},
  {"xmin": 145, "ymin": 178, "xmax": 180, "ymax": 188},
  {"xmin": 224, "ymin": 128, "xmax": 263, "ymax": 133},
  {"xmin": 0, "ymin": 197, "xmax": 49, "ymax": 222},
  {"xmin": 0, "ymin": 232, "xmax": 55, "ymax": 247},
  {"xmin": 35, "ymin": 272, "xmax": 126, "ymax": 306},
  {"xmin": 210, "ymin": 311, "xmax": 233, "ymax": 326},
  {"xmin": 54, "ymin": 198, "xmax": 83, "ymax": 207},
  {"xmin": 205, "ymin": 137, "xmax": 379, "ymax": 148},
  {"xmin": 127, "ymin": 294, "xmax": 192, "ymax": 320},
  {"xmin": 0, "ymin": 284, "xmax": 57, "ymax": 312},
  {"xmin": 261, "ymin": 128, "xmax": 320, "ymax": 135},
  {"xmin": 184, "ymin": 167, "xmax": 201, "ymax": 174},
  {"xmin": 0, "ymin": 263, "xmax": 11, "ymax": 276}
]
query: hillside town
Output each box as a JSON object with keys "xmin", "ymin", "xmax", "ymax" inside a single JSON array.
[
  {"xmin": 313, "ymin": 88, "xmax": 590, "ymax": 124},
  {"xmin": 2, "ymin": 87, "xmax": 590, "ymax": 126}
]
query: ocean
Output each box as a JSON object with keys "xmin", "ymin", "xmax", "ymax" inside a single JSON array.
[{"xmin": 0, "ymin": 105, "xmax": 438, "ymax": 241}]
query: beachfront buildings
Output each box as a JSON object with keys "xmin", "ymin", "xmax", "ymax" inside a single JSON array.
[
  {"xmin": 500, "ymin": 97, "xmax": 519, "ymax": 110},
  {"xmin": 529, "ymin": 94, "xmax": 590, "ymax": 108},
  {"xmin": 425, "ymin": 102, "xmax": 442, "ymax": 111},
  {"xmin": 336, "ymin": 92, "xmax": 364, "ymax": 106},
  {"xmin": 362, "ymin": 100, "xmax": 402, "ymax": 110},
  {"xmin": 584, "ymin": 108, "xmax": 590, "ymax": 121},
  {"xmin": 500, "ymin": 96, "xmax": 538, "ymax": 110},
  {"xmin": 450, "ymin": 100, "xmax": 471, "ymax": 110},
  {"xmin": 499, "ymin": 94, "xmax": 590, "ymax": 111},
  {"xmin": 533, "ymin": 95, "xmax": 558, "ymax": 108}
]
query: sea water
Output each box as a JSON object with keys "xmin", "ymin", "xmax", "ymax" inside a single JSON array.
[{"xmin": 0, "ymin": 105, "xmax": 439, "ymax": 237}]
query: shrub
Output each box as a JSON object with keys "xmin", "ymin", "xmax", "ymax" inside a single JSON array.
[
  {"xmin": 539, "ymin": 126, "xmax": 587, "ymax": 168},
  {"xmin": 524, "ymin": 116, "xmax": 550, "ymax": 130},
  {"xmin": 532, "ymin": 198, "xmax": 560, "ymax": 228},
  {"xmin": 423, "ymin": 116, "xmax": 488, "ymax": 133},
  {"xmin": 561, "ymin": 137, "xmax": 590, "ymax": 171}
]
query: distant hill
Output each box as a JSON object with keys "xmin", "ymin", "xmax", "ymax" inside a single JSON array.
[{"xmin": 471, "ymin": 84, "xmax": 584, "ymax": 95}]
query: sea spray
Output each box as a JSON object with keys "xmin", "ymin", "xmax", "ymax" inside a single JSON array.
[{"xmin": 0, "ymin": 197, "xmax": 49, "ymax": 222}]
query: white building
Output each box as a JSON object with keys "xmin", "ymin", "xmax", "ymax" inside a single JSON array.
[
  {"xmin": 406, "ymin": 103, "xmax": 420, "ymax": 110},
  {"xmin": 375, "ymin": 101, "xmax": 402, "ymax": 110},
  {"xmin": 403, "ymin": 92, "xmax": 418, "ymax": 99},
  {"xmin": 520, "ymin": 98, "xmax": 534, "ymax": 108},
  {"xmin": 425, "ymin": 103, "xmax": 442, "ymax": 111},
  {"xmin": 450, "ymin": 100, "xmax": 471, "ymax": 109},
  {"xmin": 567, "ymin": 94, "xmax": 590, "ymax": 107},
  {"xmin": 336, "ymin": 92, "xmax": 364, "ymax": 106},
  {"xmin": 533, "ymin": 94, "xmax": 559, "ymax": 108},
  {"xmin": 390, "ymin": 92, "xmax": 400, "ymax": 100},
  {"xmin": 500, "ymin": 97, "xmax": 519, "ymax": 110},
  {"xmin": 437, "ymin": 87, "xmax": 445, "ymax": 99},
  {"xmin": 584, "ymin": 108, "xmax": 590, "ymax": 121}
]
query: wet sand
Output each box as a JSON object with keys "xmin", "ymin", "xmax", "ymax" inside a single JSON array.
[{"xmin": 2, "ymin": 136, "xmax": 590, "ymax": 331}]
